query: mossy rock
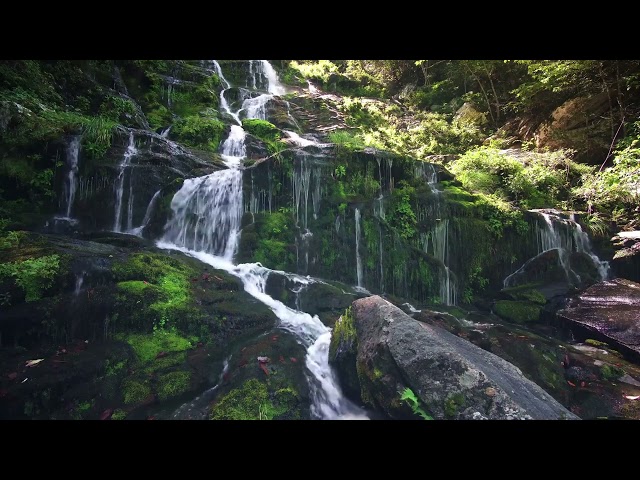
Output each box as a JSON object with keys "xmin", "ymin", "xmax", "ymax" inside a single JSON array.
[
  {"xmin": 493, "ymin": 300, "xmax": 541, "ymax": 324},
  {"xmin": 209, "ymin": 378, "xmax": 301, "ymax": 420},
  {"xmin": 500, "ymin": 285, "xmax": 547, "ymax": 305},
  {"xmin": 157, "ymin": 370, "xmax": 192, "ymax": 401},
  {"xmin": 122, "ymin": 378, "xmax": 152, "ymax": 405}
]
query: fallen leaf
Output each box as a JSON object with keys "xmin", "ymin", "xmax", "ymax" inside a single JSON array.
[
  {"xmin": 290, "ymin": 357, "xmax": 298, "ymax": 363},
  {"xmin": 25, "ymin": 359, "xmax": 44, "ymax": 367},
  {"xmin": 100, "ymin": 409, "xmax": 113, "ymax": 420},
  {"xmin": 581, "ymin": 381, "xmax": 586, "ymax": 387},
  {"xmin": 567, "ymin": 381, "xmax": 576, "ymax": 387},
  {"xmin": 259, "ymin": 364, "xmax": 269, "ymax": 376},
  {"xmin": 625, "ymin": 395, "xmax": 640, "ymax": 400}
]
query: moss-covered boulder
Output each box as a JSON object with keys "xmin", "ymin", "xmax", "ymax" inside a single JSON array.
[
  {"xmin": 493, "ymin": 300, "xmax": 542, "ymax": 324},
  {"xmin": 330, "ymin": 295, "xmax": 578, "ymax": 419}
]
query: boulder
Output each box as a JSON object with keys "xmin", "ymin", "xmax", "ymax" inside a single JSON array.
[
  {"xmin": 330, "ymin": 295, "xmax": 578, "ymax": 420},
  {"xmin": 557, "ymin": 278, "xmax": 640, "ymax": 362}
]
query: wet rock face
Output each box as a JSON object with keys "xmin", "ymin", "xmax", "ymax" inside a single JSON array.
[
  {"xmin": 331, "ymin": 295, "xmax": 578, "ymax": 420},
  {"xmin": 611, "ymin": 232, "xmax": 640, "ymax": 283},
  {"xmin": 557, "ymin": 278, "xmax": 640, "ymax": 362}
]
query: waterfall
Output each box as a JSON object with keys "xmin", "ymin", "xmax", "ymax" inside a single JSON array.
[
  {"xmin": 158, "ymin": 61, "xmax": 367, "ymax": 420},
  {"xmin": 130, "ymin": 190, "xmax": 161, "ymax": 237},
  {"xmin": 161, "ymin": 125, "xmax": 245, "ymax": 261},
  {"xmin": 418, "ymin": 166, "xmax": 457, "ymax": 305},
  {"xmin": 503, "ymin": 210, "xmax": 610, "ymax": 288},
  {"xmin": 292, "ymin": 154, "xmax": 312, "ymax": 229},
  {"xmin": 355, "ymin": 208, "xmax": 364, "ymax": 289},
  {"xmin": 422, "ymin": 220, "xmax": 457, "ymax": 306},
  {"xmin": 113, "ymin": 131, "xmax": 137, "ymax": 232},
  {"xmin": 63, "ymin": 135, "xmax": 81, "ymax": 218}
]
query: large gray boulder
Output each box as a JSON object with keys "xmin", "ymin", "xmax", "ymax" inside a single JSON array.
[
  {"xmin": 557, "ymin": 278, "xmax": 640, "ymax": 362},
  {"xmin": 330, "ymin": 295, "xmax": 578, "ymax": 420}
]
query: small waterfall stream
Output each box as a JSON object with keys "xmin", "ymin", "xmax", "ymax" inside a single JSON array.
[{"xmin": 113, "ymin": 131, "xmax": 137, "ymax": 232}]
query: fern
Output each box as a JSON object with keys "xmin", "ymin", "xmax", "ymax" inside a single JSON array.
[{"xmin": 400, "ymin": 387, "xmax": 433, "ymax": 420}]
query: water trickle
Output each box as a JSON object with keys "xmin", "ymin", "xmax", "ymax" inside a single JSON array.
[
  {"xmin": 160, "ymin": 126, "xmax": 171, "ymax": 138},
  {"xmin": 63, "ymin": 135, "xmax": 81, "ymax": 218},
  {"xmin": 292, "ymin": 154, "xmax": 312, "ymax": 229},
  {"xmin": 74, "ymin": 271, "xmax": 86, "ymax": 296},
  {"xmin": 130, "ymin": 190, "xmax": 161, "ymax": 237},
  {"xmin": 355, "ymin": 208, "xmax": 364, "ymax": 289},
  {"xmin": 113, "ymin": 131, "xmax": 137, "ymax": 232}
]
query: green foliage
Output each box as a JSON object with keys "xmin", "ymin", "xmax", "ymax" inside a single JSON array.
[
  {"xmin": 582, "ymin": 213, "xmax": 609, "ymax": 238},
  {"xmin": 573, "ymin": 134, "xmax": 640, "ymax": 222},
  {"xmin": 288, "ymin": 60, "xmax": 340, "ymax": 83},
  {"xmin": 389, "ymin": 183, "xmax": 417, "ymax": 240},
  {"xmin": 0, "ymin": 254, "xmax": 60, "ymax": 301},
  {"xmin": 399, "ymin": 387, "xmax": 433, "ymax": 420},
  {"xmin": 81, "ymin": 116, "xmax": 117, "ymax": 159},
  {"xmin": 0, "ymin": 229, "xmax": 25, "ymax": 250},
  {"xmin": 328, "ymin": 130, "xmax": 365, "ymax": 151},
  {"xmin": 449, "ymin": 146, "xmax": 580, "ymax": 209}
]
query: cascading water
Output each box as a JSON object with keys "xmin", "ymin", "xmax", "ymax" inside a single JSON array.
[
  {"xmin": 157, "ymin": 60, "xmax": 367, "ymax": 420},
  {"xmin": 503, "ymin": 209, "xmax": 610, "ymax": 288},
  {"xmin": 161, "ymin": 125, "xmax": 245, "ymax": 261},
  {"xmin": 130, "ymin": 190, "xmax": 161, "ymax": 237},
  {"xmin": 355, "ymin": 208, "xmax": 364, "ymax": 289},
  {"xmin": 113, "ymin": 131, "xmax": 137, "ymax": 232},
  {"xmin": 419, "ymin": 166, "xmax": 458, "ymax": 305},
  {"xmin": 63, "ymin": 135, "xmax": 81, "ymax": 219}
]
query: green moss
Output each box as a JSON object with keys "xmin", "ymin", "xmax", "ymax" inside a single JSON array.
[
  {"xmin": 157, "ymin": 371, "xmax": 191, "ymax": 401},
  {"xmin": 112, "ymin": 252, "xmax": 193, "ymax": 284},
  {"xmin": 122, "ymin": 378, "xmax": 152, "ymax": 405},
  {"xmin": 501, "ymin": 285, "xmax": 547, "ymax": 305},
  {"xmin": 329, "ymin": 306, "xmax": 357, "ymax": 359},
  {"xmin": 209, "ymin": 379, "xmax": 268, "ymax": 420},
  {"xmin": 209, "ymin": 378, "xmax": 300, "ymax": 420},
  {"xmin": 0, "ymin": 253, "xmax": 60, "ymax": 301},
  {"xmin": 494, "ymin": 300, "xmax": 541, "ymax": 324},
  {"xmin": 585, "ymin": 339, "xmax": 609, "ymax": 347},
  {"xmin": 77, "ymin": 400, "xmax": 93, "ymax": 413},
  {"xmin": 601, "ymin": 364, "xmax": 625, "ymax": 381},
  {"xmin": 122, "ymin": 332, "xmax": 193, "ymax": 363},
  {"xmin": 242, "ymin": 119, "xmax": 281, "ymax": 143},
  {"xmin": 444, "ymin": 392, "xmax": 466, "ymax": 418},
  {"xmin": 111, "ymin": 409, "xmax": 127, "ymax": 420},
  {"xmin": 171, "ymin": 115, "xmax": 225, "ymax": 151},
  {"xmin": 112, "ymin": 252, "xmax": 196, "ymax": 331},
  {"xmin": 142, "ymin": 351, "xmax": 187, "ymax": 374},
  {"xmin": 105, "ymin": 359, "xmax": 127, "ymax": 376}
]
